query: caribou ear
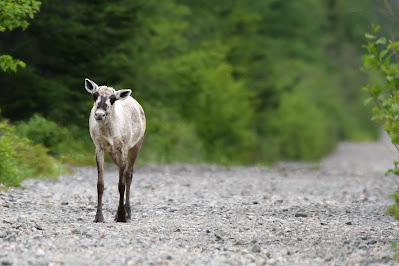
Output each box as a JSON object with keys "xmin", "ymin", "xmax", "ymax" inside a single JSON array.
[
  {"xmin": 85, "ymin": 78, "xmax": 99, "ymax": 94},
  {"xmin": 115, "ymin": 89, "xmax": 132, "ymax": 101}
]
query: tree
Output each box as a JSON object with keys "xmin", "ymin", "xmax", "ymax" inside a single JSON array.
[{"xmin": 0, "ymin": 0, "xmax": 41, "ymax": 72}]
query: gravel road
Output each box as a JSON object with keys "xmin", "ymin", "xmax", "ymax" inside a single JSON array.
[{"xmin": 1, "ymin": 136, "xmax": 399, "ymax": 265}]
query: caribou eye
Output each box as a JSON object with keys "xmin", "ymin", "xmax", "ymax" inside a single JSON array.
[
  {"xmin": 93, "ymin": 92, "xmax": 99, "ymax": 101},
  {"xmin": 110, "ymin": 95, "xmax": 116, "ymax": 105}
]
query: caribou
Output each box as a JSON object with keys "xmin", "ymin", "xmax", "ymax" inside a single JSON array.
[{"xmin": 84, "ymin": 78, "xmax": 146, "ymax": 222}]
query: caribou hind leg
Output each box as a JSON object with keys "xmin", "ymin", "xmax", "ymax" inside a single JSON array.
[
  {"xmin": 125, "ymin": 139, "xmax": 143, "ymax": 221},
  {"xmin": 115, "ymin": 161, "xmax": 128, "ymax": 222}
]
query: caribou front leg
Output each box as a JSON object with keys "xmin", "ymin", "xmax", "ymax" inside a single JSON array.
[
  {"xmin": 125, "ymin": 140, "xmax": 143, "ymax": 221},
  {"xmin": 94, "ymin": 148, "xmax": 105, "ymax": 223}
]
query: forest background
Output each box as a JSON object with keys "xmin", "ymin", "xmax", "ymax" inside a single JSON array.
[{"xmin": 0, "ymin": 0, "xmax": 392, "ymax": 185}]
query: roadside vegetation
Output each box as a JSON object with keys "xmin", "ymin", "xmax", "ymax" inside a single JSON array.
[
  {"xmin": 0, "ymin": 115, "xmax": 68, "ymax": 187},
  {"xmin": 361, "ymin": 13, "xmax": 399, "ymax": 256}
]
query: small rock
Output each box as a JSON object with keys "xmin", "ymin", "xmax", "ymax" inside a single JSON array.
[
  {"xmin": 295, "ymin": 213, "xmax": 308, "ymax": 218},
  {"xmin": 36, "ymin": 249, "xmax": 45, "ymax": 256},
  {"xmin": 325, "ymin": 256, "xmax": 333, "ymax": 262},
  {"xmin": 241, "ymin": 249, "xmax": 249, "ymax": 255},
  {"xmin": 252, "ymin": 244, "xmax": 261, "ymax": 253},
  {"xmin": 367, "ymin": 240, "xmax": 377, "ymax": 245},
  {"xmin": 253, "ymin": 201, "xmax": 259, "ymax": 205},
  {"xmin": 267, "ymin": 258, "xmax": 276, "ymax": 265},
  {"xmin": 71, "ymin": 229, "xmax": 80, "ymax": 234},
  {"xmin": 234, "ymin": 240, "xmax": 245, "ymax": 245},
  {"xmin": 345, "ymin": 222, "xmax": 352, "ymax": 225},
  {"xmin": 35, "ymin": 225, "xmax": 43, "ymax": 230},
  {"xmin": 380, "ymin": 255, "xmax": 391, "ymax": 263},
  {"xmin": 1, "ymin": 261, "xmax": 12, "ymax": 266},
  {"xmin": 214, "ymin": 230, "xmax": 226, "ymax": 240},
  {"xmin": 256, "ymin": 259, "xmax": 267, "ymax": 266},
  {"xmin": 165, "ymin": 255, "xmax": 172, "ymax": 260}
]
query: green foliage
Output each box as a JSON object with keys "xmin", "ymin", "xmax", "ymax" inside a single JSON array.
[
  {"xmin": 15, "ymin": 114, "xmax": 94, "ymax": 165},
  {"xmin": 0, "ymin": 119, "xmax": 67, "ymax": 187},
  {"xmin": 139, "ymin": 105, "xmax": 205, "ymax": 164},
  {"xmin": 0, "ymin": 0, "xmax": 41, "ymax": 72},
  {"xmin": 0, "ymin": 0, "xmax": 41, "ymax": 31},
  {"xmin": 388, "ymin": 192, "xmax": 399, "ymax": 221},
  {"xmin": 16, "ymin": 114, "xmax": 68, "ymax": 153},
  {"xmin": 0, "ymin": 55, "xmax": 26, "ymax": 72},
  {"xmin": 362, "ymin": 25, "xmax": 399, "ymax": 173},
  {"xmin": 273, "ymin": 93, "xmax": 334, "ymax": 161},
  {"xmin": 362, "ymin": 24, "xmax": 399, "ymax": 225}
]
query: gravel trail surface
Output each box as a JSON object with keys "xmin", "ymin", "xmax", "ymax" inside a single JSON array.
[{"xmin": 1, "ymin": 137, "xmax": 399, "ymax": 265}]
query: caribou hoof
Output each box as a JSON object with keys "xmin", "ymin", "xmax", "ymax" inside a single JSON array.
[
  {"xmin": 115, "ymin": 206, "xmax": 128, "ymax": 222},
  {"xmin": 93, "ymin": 211, "xmax": 104, "ymax": 223}
]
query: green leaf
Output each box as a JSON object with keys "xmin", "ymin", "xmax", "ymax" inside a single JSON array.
[
  {"xmin": 372, "ymin": 84, "xmax": 382, "ymax": 96},
  {"xmin": 390, "ymin": 132, "xmax": 399, "ymax": 144},
  {"xmin": 380, "ymin": 49, "xmax": 389, "ymax": 58},
  {"xmin": 363, "ymin": 97, "xmax": 373, "ymax": 105},
  {"xmin": 377, "ymin": 37, "xmax": 387, "ymax": 45},
  {"xmin": 365, "ymin": 33, "xmax": 376, "ymax": 40}
]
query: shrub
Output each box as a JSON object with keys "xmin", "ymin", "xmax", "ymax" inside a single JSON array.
[
  {"xmin": 139, "ymin": 104, "xmax": 205, "ymax": 164},
  {"xmin": 362, "ymin": 25, "xmax": 399, "ymax": 226},
  {"xmin": 15, "ymin": 114, "xmax": 95, "ymax": 165},
  {"xmin": 15, "ymin": 114, "xmax": 69, "ymax": 155},
  {"xmin": 272, "ymin": 93, "xmax": 335, "ymax": 161},
  {"xmin": 0, "ymin": 120, "xmax": 67, "ymax": 187}
]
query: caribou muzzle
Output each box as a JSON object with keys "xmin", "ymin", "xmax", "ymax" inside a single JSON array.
[{"xmin": 94, "ymin": 109, "xmax": 106, "ymax": 121}]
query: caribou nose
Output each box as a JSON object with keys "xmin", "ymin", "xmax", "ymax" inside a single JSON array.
[{"xmin": 94, "ymin": 110, "xmax": 106, "ymax": 121}]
